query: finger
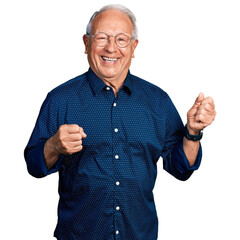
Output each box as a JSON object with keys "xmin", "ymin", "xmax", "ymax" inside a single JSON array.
[
  {"xmin": 195, "ymin": 112, "xmax": 214, "ymax": 126},
  {"xmin": 65, "ymin": 144, "xmax": 83, "ymax": 155},
  {"xmin": 79, "ymin": 127, "xmax": 87, "ymax": 138},
  {"xmin": 198, "ymin": 103, "xmax": 215, "ymax": 113},
  {"xmin": 69, "ymin": 140, "xmax": 83, "ymax": 148},
  {"xmin": 70, "ymin": 145, "xmax": 84, "ymax": 154},
  {"xmin": 196, "ymin": 108, "xmax": 211, "ymax": 118},
  {"xmin": 202, "ymin": 96, "xmax": 215, "ymax": 107},
  {"xmin": 61, "ymin": 139, "xmax": 83, "ymax": 152},
  {"xmin": 66, "ymin": 125, "xmax": 87, "ymax": 138},
  {"xmin": 66, "ymin": 124, "xmax": 81, "ymax": 134},
  {"xmin": 64, "ymin": 133, "xmax": 82, "ymax": 141}
]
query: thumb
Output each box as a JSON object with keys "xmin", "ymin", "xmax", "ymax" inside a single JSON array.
[
  {"xmin": 79, "ymin": 128, "xmax": 87, "ymax": 138},
  {"xmin": 81, "ymin": 131, "xmax": 87, "ymax": 138},
  {"xmin": 193, "ymin": 92, "xmax": 204, "ymax": 108}
]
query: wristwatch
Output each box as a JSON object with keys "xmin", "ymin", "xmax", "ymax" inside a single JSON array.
[{"xmin": 184, "ymin": 124, "xmax": 203, "ymax": 141}]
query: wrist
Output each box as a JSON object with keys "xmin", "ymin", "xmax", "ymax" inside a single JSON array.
[
  {"xmin": 44, "ymin": 137, "xmax": 60, "ymax": 169},
  {"xmin": 184, "ymin": 124, "xmax": 203, "ymax": 141},
  {"xmin": 186, "ymin": 124, "xmax": 200, "ymax": 135}
]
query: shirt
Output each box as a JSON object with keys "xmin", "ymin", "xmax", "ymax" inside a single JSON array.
[{"xmin": 24, "ymin": 68, "xmax": 202, "ymax": 240}]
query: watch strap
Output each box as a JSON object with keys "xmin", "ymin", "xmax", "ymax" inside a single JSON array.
[{"xmin": 184, "ymin": 124, "xmax": 203, "ymax": 141}]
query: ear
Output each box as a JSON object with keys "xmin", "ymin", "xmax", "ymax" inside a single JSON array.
[
  {"xmin": 83, "ymin": 34, "xmax": 90, "ymax": 54},
  {"xmin": 131, "ymin": 39, "xmax": 139, "ymax": 58}
]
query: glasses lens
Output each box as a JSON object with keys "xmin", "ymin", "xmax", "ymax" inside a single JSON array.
[
  {"xmin": 94, "ymin": 33, "xmax": 108, "ymax": 46},
  {"xmin": 93, "ymin": 32, "xmax": 132, "ymax": 48},
  {"xmin": 116, "ymin": 33, "xmax": 131, "ymax": 47}
]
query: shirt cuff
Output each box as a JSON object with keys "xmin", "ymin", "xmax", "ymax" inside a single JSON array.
[
  {"xmin": 25, "ymin": 140, "xmax": 62, "ymax": 178},
  {"xmin": 171, "ymin": 138, "xmax": 202, "ymax": 174}
]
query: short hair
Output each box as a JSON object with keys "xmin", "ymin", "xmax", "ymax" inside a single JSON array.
[{"xmin": 86, "ymin": 4, "xmax": 138, "ymax": 39}]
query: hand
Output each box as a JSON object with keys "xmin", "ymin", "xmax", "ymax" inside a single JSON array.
[
  {"xmin": 50, "ymin": 124, "xmax": 87, "ymax": 155},
  {"xmin": 187, "ymin": 93, "xmax": 216, "ymax": 134}
]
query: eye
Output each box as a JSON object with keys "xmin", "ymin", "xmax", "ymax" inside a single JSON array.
[
  {"xmin": 117, "ymin": 37, "xmax": 128, "ymax": 42},
  {"xmin": 95, "ymin": 33, "xmax": 107, "ymax": 41},
  {"xmin": 97, "ymin": 36, "xmax": 107, "ymax": 41}
]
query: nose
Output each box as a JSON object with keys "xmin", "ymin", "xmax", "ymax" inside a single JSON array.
[{"xmin": 104, "ymin": 36, "xmax": 117, "ymax": 53}]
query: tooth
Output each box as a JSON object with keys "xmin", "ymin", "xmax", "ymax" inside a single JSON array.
[{"xmin": 102, "ymin": 57, "xmax": 117, "ymax": 61}]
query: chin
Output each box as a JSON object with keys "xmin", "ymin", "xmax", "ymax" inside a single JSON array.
[{"xmin": 100, "ymin": 68, "xmax": 119, "ymax": 79}]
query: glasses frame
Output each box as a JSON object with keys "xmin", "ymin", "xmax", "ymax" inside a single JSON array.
[{"xmin": 88, "ymin": 32, "xmax": 133, "ymax": 48}]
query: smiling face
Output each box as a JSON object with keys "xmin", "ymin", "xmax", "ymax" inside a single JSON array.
[{"xmin": 83, "ymin": 9, "xmax": 138, "ymax": 86}]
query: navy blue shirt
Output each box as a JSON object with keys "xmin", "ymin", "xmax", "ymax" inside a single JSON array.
[{"xmin": 25, "ymin": 68, "xmax": 202, "ymax": 240}]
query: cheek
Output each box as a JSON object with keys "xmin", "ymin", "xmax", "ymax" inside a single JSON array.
[
  {"xmin": 119, "ymin": 48, "xmax": 131, "ymax": 60},
  {"xmin": 88, "ymin": 48, "xmax": 101, "ymax": 64}
]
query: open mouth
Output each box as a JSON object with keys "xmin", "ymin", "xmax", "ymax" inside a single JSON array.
[{"xmin": 101, "ymin": 56, "xmax": 118, "ymax": 62}]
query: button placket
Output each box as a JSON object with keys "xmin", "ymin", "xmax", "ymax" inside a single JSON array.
[{"xmin": 111, "ymin": 97, "xmax": 122, "ymax": 238}]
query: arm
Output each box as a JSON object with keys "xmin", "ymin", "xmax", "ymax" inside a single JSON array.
[
  {"xmin": 183, "ymin": 129, "xmax": 200, "ymax": 167},
  {"xmin": 162, "ymin": 94, "xmax": 202, "ymax": 181},
  {"xmin": 183, "ymin": 93, "xmax": 216, "ymax": 166},
  {"xmin": 162, "ymin": 93, "xmax": 206, "ymax": 181},
  {"xmin": 24, "ymin": 93, "xmax": 59, "ymax": 178},
  {"xmin": 24, "ymin": 93, "xmax": 86, "ymax": 177}
]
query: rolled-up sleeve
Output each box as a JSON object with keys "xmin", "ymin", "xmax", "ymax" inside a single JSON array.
[
  {"xmin": 24, "ymin": 93, "xmax": 62, "ymax": 178},
  {"xmin": 161, "ymin": 94, "xmax": 202, "ymax": 181}
]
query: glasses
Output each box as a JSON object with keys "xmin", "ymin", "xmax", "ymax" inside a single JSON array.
[{"xmin": 89, "ymin": 32, "xmax": 133, "ymax": 48}]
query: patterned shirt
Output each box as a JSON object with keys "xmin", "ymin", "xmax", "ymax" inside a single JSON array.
[{"xmin": 24, "ymin": 68, "xmax": 202, "ymax": 240}]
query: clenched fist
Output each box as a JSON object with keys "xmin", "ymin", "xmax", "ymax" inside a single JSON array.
[
  {"xmin": 187, "ymin": 93, "xmax": 216, "ymax": 134},
  {"xmin": 52, "ymin": 124, "xmax": 87, "ymax": 155},
  {"xmin": 44, "ymin": 124, "xmax": 87, "ymax": 169}
]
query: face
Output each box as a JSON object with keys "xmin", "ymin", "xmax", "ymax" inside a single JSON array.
[{"xmin": 83, "ymin": 10, "xmax": 138, "ymax": 84}]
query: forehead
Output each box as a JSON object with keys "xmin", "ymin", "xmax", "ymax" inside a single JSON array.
[{"xmin": 91, "ymin": 9, "xmax": 133, "ymax": 34}]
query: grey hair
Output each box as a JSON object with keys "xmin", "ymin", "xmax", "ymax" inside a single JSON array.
[{"xmin": 86, "ymin": 4, "xmax": 138, "ymax": 39}]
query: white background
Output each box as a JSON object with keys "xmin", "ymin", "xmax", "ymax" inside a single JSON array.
[{"xmin": 1, "ymin": 0, "xmax": 239, "ymax": 239}]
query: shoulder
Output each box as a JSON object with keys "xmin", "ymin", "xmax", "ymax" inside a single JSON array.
[
  {"xmin": 41, "ymin": 72, "xmax": 89, "ymax": 107},
  {"xmin": 48, "ymin": 72, "xmax": 88, "ymax": 97},
  {"xmin": 40, "ymin": 72, "xmax": 89, "ymax": 111},
  {"xmin": 130, "ymin": 73, "xmax": 169, "ymax": 101}
]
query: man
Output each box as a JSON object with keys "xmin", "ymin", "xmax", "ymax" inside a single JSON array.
[{"xmin": 25, "ymin": 4, "xmax": 216, "ymax": 240}]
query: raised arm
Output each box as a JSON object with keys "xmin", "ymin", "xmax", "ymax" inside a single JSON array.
[{"xmin": 183, "ymin": 93, "xmax": 216, "ymax": 166}]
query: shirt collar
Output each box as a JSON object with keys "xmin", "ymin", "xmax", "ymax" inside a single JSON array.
[{"xmin": 87, "ymin": 68, "xmax": 133, "ymax": 96}]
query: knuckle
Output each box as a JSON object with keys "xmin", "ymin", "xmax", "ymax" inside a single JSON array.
[
  {"xmin": 208, "ymin": 96, "xmax": 214, "ymax": 102},
  {"xmin": 73, "ymin": 124, "xmax": 80, "ymax": 131},
  {"xmin": 59, "ymin": 124, "xmax": 67, "ymax": 131},
  {"xmin": 79, "ymin": 127, "xmax": 84, "ymax": 134},
  {"xmin": 67, "ymin": 124, "xmax": 77, "ymax": 132}
]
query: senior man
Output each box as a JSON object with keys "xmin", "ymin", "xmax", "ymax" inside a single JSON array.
[{"xmin": 25, "ymin": 4, "xmax": 216, "ymax": 240}]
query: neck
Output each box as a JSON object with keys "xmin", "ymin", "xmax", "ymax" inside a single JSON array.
[
  {"xmin": 102, "ymin": 77, "xmax": 124, "ymax": 97},
  {"xmin": 92, "ymin": 69, "xmax": 129, "ymax": 97}
]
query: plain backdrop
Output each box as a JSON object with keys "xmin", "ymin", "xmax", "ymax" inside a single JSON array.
[{"xmin": 1, "ymin": 0, "xmax": 239, "ymax": 239}]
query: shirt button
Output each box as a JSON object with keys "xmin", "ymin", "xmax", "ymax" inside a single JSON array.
[
  {"xmin": 113, "ymin": 102, "xmax": 117, "ymax": 107},
  {"xmin": 106, "ymin": 86, "xmax": 110, "ymax": 90},
  {"xmin": 116, "ymin": 206, "xmax": 120, "ymax": 210},
  {"xmin": 116, "ymin": 230, "xmax": 119, "ymax": 235},
  {"xmin": 114, "ymin": 128, "xmax": 118, "ymax": 132},
  {"xmin": 115, "ymin": 155, "xmax": 119, "ymax": 159},
  {"xmin": 116, "ymin": 181, "xmax": 120, "ymax": 186}
]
